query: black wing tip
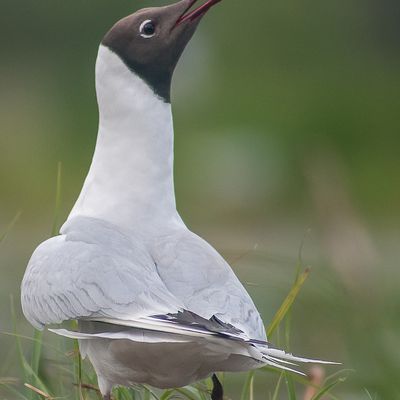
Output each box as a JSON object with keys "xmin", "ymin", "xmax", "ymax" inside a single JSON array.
[{"xmin": 152, "ymin": 310, "xmax": 244, "ymax": 337}]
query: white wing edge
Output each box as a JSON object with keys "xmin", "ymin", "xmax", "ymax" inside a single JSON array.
[{"xmin": 49, "ymin": 328, "xmax": 189, "ymax": 344}]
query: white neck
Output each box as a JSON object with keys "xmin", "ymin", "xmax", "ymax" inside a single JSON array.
[{"xmin": 67, "ymin": 45, "xmax": 183, "ymax": 234}]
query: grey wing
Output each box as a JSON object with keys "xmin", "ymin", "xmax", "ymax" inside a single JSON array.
[
  {"xmin": 21, "ymin": 217, "xmax": 183, "ymax": 329},
  {"xmin": 152, "ymin": 230, "xmax": 267, "ymax": 341}
]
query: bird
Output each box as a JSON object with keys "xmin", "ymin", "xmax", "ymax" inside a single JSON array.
[{"xmin": 21, "ymin": 1, "xmax": 334, "ymax": 399}]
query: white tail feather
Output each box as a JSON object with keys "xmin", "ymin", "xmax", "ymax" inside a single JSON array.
[
  {"xmin": 260, "ymin": 347, "xmax": 340, "ymax": 365},
  {"xmin": 261, "ymin": 355, "xmax": 305, "ymax": 375}
]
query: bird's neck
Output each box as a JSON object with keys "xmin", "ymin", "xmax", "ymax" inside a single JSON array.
[{"xmin": 67, "ymin": 45, "xmax": 184, "ymax": 234}]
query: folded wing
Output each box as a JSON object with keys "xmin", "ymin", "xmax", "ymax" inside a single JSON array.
[
  {"xmin": 21, "ymin": 217, "xmax": 184, "ymax": 329},
  {"xmin": 152, "ymin": 230, "xmax": 267, "ymax": 341}
]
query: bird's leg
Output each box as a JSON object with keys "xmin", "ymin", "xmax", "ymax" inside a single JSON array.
[
  {"xmin": 211, "ymin": 374, "xmax": 223, "ymax": 400},
  {"xmin": 103, "ymin": 393, "xmax": 111, "ymax": 400}
]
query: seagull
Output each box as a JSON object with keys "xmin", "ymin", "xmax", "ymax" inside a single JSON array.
[{"xmin": 21, "ymin": 1, "xmax": 334, "ymax": 399}]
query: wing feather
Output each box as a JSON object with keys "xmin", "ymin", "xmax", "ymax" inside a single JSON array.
[
  {"xmin": 152, "ymin": 231, "xmax": 267, "ymax": 341},
  {"xmin": 21, "ymin": 217, "xmax": 183, "ymax": 329}
]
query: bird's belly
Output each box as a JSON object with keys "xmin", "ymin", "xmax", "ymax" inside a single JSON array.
[{"xmin": 81, "ymin": 338, "xmax": 254, "ymax": 389}]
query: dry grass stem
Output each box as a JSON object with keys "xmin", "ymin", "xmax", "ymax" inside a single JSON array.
[
  {"xmin": 24, "ymin": 383, "xmax": 53, "ymax": 399},
  {"xmin": 73, "ymin": 383, "xmax": 101, "ymax": 393}
]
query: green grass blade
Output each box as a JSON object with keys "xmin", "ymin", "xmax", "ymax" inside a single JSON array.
[
  {"xmin": 143, "ymin": 387, "xmax": 151, "ymax": 400},
  {"xmin": 311, "ymin": 377, "xmax": 346, "ymax": 400},
  {"xmin": 7, "ymin": 314, "xmax": 51, "ymax": 398},
  {"xmin": 249, "ymin": 373, "xmax": 254, "ymax": 400},
  {"xmin": 30, "ymin": 330, "xmax": 43, "ymax": 385},
  {"xmin": 198, "ymin": 389, "xmax": 208, "ymax": 400},
  {"xmin": 51, "ymin": 161, "xmax": 63, "ymax": 237},
  {"xmin": 74, "ymin": 341, "xmax": 84, "ymax": 400},
  {"xmin": 240, "ymin": 372, "xmax": 255, "ymax": 400},
  {"xmin": 364, "ymin": 388, "xmax": 375, "ymax": 400},
  {"xmin": 1, "ymin": 384, "xmax": 30, "ymax": 400},
  {"xmin": 190, "ymin": 381, "xmax": 209, "ymax": 400},
  {"xmin": 142, "ymin": 386, "xmax": 160, "ymax": 400},
  {"xmin": 324, "ymin": 369, "xmax": 354, "ymax": 382},
  {"xmin": 174, "ymin": 387, "xmax": 200, "ymax": 400},
  {"xmin": 271, "ymin": 373, "xmax": 284, "ymax": 400},
  {"xmin": 0, "ymin": 211, "xmax": 22, "ymax": 244},
  {"xmin": 159, "ymin": 389, "xmax": 174, "ymax": 400},
  {"xmin": 30, "ymin": 163, "xmax": 62, "ymax": 384},
  {"xmin": 295, "ymin": 229, "xmax": 311, "ymax": 280},
  {"xmin": 0, "ymin": 378, "xmax": 19, "ymax": 385},
  {"xmin": 10, "ymin": 296, "xmax": 29, "ymax": 384},
  {"xmin": 267, "ymin": 269, "xmax": 310, "ymax": 337},
  {"xmin": 284, "ymin": 311, "xmax": 292, "ymax": 350},
  {"xmin": 21, "ymin": 364, "xmax": 50, "ymax": 396},
  {"xmin": 115, "ymin": 387, "xmax": 134, "ymax": 400},
  {"xmin": 285, "ymin": 372, "xmax": 296, "ymax": 400},
  {"xmin": 11, "ymin": 357, "xmax": 50, "ymax": 393},
  {"xmin": 0, "ymin": 331, "xmax": 66, "ymax": 357}
]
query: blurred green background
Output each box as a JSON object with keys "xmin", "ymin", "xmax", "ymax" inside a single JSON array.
[{"xmin": 1, "ymin": 0, "xmax": 399, "ymax": 398}]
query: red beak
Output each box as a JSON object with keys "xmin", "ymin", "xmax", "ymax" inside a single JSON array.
[{"xmin": 174, "ymin": 0, "xmax": 223, "ymax": 27}]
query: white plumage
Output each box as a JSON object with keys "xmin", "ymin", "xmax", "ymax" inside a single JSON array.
[{"xmin": 21, "ymin": 2, "xmax": 335, "ymax": 398}]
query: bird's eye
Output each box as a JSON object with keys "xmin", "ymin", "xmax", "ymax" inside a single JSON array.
[{"xmin": 140, "ymin": 20, "xmax": 156, "ymax": 38}]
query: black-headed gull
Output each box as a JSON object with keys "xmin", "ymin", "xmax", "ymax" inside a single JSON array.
[{"xmin": 21, "ymin": 1, "xmax": 333, "ymax": 398}]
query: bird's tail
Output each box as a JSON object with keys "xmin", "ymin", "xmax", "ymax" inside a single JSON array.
[
  {"xmin": 50, "ymin": 316, "xmax": 339, "ymax": 376},
  {"xmin": 253, "ymin": 342, "xmax": 339, "ymax": 375}
]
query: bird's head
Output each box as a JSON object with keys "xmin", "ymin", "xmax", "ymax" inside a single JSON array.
[{"xmin": 101, "ymin": 0, "xmax": 222, "ymax": 102}]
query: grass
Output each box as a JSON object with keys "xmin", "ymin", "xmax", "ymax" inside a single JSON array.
[
  {"xmin": 0, "ymin": 164, "xmax": 352, "ymax": 400},
  {"xmin": 0, "ymin": 264, "xmax": 351, "ymax": 400}
]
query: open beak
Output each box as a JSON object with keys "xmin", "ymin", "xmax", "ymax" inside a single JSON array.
[{"xmin": 174, "ymin": 0, "xmax": 222, "ymax": 27}]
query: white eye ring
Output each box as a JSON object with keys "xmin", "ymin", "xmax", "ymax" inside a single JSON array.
[{"xmin": 139, "ymin": 20, "xmax": 156, "ymax": 39}]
